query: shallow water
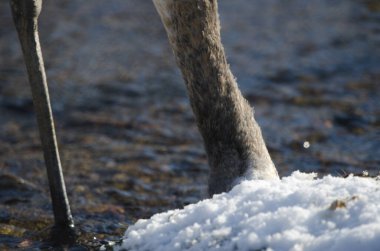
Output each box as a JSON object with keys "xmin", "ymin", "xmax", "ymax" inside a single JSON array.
[{"xmin": 0, "ymin": 0, "xmax": 379, "ymax": 249}]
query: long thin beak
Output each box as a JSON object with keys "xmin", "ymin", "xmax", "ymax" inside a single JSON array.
[{"xmin": 9, "ymin": 0, "xmax": 74, "ymax": 235}]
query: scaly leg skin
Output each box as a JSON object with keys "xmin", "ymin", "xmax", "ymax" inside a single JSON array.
[{"xmin": 10, "ymin": 0, "xmax": 75, "ymax": 244}]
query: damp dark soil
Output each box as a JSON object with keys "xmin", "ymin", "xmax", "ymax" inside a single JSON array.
[{"xmin": 0, "ymin": 0, "xmax": 379, "ymax": 249}]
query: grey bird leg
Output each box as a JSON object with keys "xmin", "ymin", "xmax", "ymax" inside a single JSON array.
[{"xmin": 10, "ymin": 0, "xmax": 75, "ymax": 237}]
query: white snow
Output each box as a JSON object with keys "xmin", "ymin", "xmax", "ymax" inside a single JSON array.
[{"xmin": 117, "ymin": 172, "xmax": 380, "ymax": 251}]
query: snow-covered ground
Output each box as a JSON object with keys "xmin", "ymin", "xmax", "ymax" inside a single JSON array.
[{"xmin": 116, "ymin": 172, "xmax": 380, "ymax": 251}]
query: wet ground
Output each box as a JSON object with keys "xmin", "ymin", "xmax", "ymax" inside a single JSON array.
[{"xmin": 0, "ymin": 0, "xmax": 379, "ymax": 249}]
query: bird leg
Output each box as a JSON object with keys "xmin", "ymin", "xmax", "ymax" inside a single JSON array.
[{"xmin": 10, "ymin": 0, "xmax": 75, "ymax": 239}]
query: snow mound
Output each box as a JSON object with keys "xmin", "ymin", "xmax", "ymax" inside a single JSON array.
[{"xmin": 117, "ymin": 171, "xmax": 380, "ymax": 251}]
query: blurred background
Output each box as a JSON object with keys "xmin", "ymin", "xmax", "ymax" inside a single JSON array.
[{"xmin": 0, "ymin": 0, "xmax": 379, "ymax": 249}]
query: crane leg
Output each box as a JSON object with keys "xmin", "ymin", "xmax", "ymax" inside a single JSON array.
[{"xmin": 9, "ymin": 0, "xmax": 75, "ymax": 243}]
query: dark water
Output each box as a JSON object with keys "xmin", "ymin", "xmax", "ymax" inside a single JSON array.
[{"xmin": 0, "ymin": 0, "xmax": 379, "ymax": 249}]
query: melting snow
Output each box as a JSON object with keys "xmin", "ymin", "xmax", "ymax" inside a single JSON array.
[{"xmin": 117, "ymin": 171, "xmax": 380, "ymax": 251}]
